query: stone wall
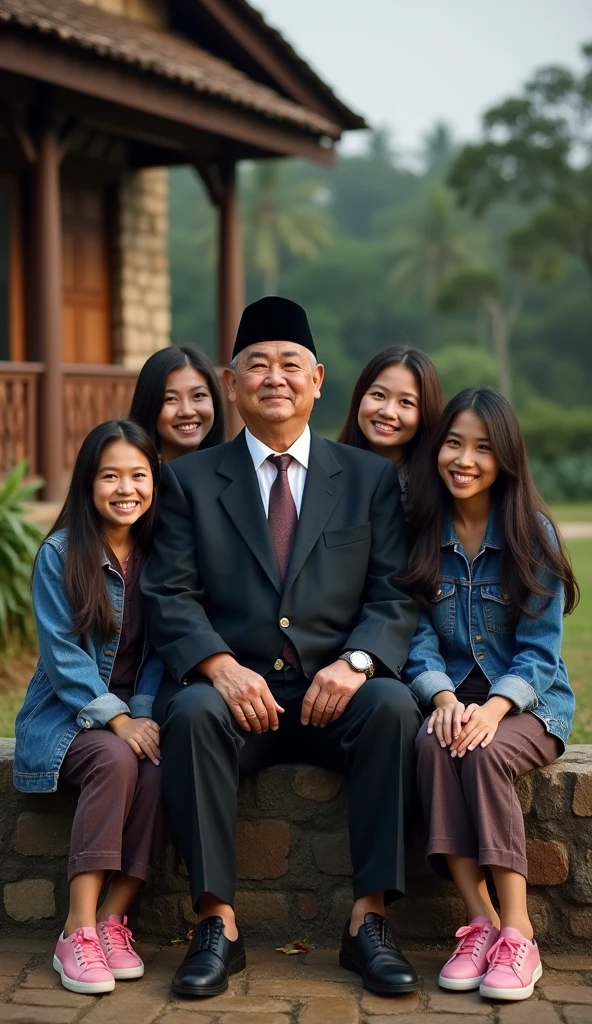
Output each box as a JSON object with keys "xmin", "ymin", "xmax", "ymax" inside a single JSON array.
[
  {"xmin": 78, "ymin": 0, "xmax": 167, "ymax": 30},
  {"xmin": 2, "ymin": 739, "xmax": 591, "ymax": 952},
  {"xmin": 113, "ymin": 168, "xmax": 171, "ymax": 369}
]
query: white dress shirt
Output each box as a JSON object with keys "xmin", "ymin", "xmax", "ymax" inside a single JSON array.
[{"xmin": 244, "ymin": 425, "xmax": 310, "ymax": 517}]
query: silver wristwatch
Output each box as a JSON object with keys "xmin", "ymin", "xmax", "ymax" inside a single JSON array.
[{"xmin": 338, "ymin": 650, "xmax": 375, "ymax": 678}]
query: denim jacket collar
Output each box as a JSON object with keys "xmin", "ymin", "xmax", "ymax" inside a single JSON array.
[{"xmin": 441, "ymin": 504, "xmax": 502, "ymax": 552}]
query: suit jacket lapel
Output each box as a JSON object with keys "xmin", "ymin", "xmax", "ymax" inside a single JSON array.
[
  {"xmin": 218, "ymin": 432, "xmax": 283, "ymax": 593},
  {"xmin": 284, "ymin": 433, "xmax": 343, "ymax": 594}
]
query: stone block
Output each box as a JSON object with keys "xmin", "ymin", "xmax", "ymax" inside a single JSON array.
[
  {"xmin": 533, "ymin": 765, "xmax": 569, "ymax": 821},
  {"xmin": 498, "ymin": 1005, "xmax": 561, "ymax": 1024},
  {"xmin": 361, "ymin": 990, "xmax": 421, "ymax": 1014},
  {"xmin": 526, "ymin": 892, "xmax": 550, "ymax": 938},
  {"xmin": 293, "ymin": 768, "xmax": 343, "ymax": 802},
  {"xmin": 312, "ymin": 832, "xmax": 352, "ymax": 875},
  {"xmin": 516, "ymin": 773, "xmax": 533, "ymax": 814},
  {"xmin": 542, "ymin": 986, "xmax": 592, "ymax": 1004},
  {"xmin": 234, "ymin": 890, "xmax": 289, "ymax": 926},
  {"xmin": 573, "ymin": 775, "xmax": 592, "ymax": 816},
  {"xmin": 569, "ymin": 848, "xmax": 592, "ymax": 903},
  {"xmin": 526, "ymin": 839, "xmax": 569, "ymax": 885},
  {"xmin": 0, "ymin": 1007, "xmax": 79, "ymax": 1023},
  {"xmin": 237, "ymin": 821, "xmax": 290, "ymax": 880},
  {"xmin": 15, "ymin": 813, "xmax": 71, "ymax": 857},
  {"xmin": 570, "ymin": 908, "xmax": 592, "ymax": 937},
  {"xmin": 296, "ymin": 893, "xmax": 319, "ymax": 920},
  {"xmin": 4, "ymin": 880, "xmax": 55, "ymax": 921},
  {"xmin": 390, "ymin": 895, "xmax": 465, "ymax": 941}
]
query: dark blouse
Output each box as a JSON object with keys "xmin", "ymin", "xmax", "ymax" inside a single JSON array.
[{"xmin": 107, "ymin": 545, "xmax": 146, "ymax": 704}]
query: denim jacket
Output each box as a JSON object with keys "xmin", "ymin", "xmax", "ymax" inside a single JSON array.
[
  {"xmin": 403, "ymin": 506, "xmax": 574, "ymax": 747},
  {"xmin": 14, "ymin": 528, "xmax": 164, "ymax": 793}
]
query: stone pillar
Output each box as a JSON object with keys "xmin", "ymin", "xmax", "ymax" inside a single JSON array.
[{"xmin": 113, "ymin": 168, "xmax": 170, "ymax": 370}]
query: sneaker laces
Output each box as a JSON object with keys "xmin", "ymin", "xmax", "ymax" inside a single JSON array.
[
  {"xmin": 72, "ymin": 930, "xmax": 108, "ymax": 968},
  {"xmin": 454, "ymin": 922, "xmax": 488, "ymax": 956},
  {"xmin": 486, "ymin": 935, "xmax": 525, "ymax": 970},
  {"xmin": 100, "ymin": 919, "xmax": 135, "ymax": 954},
  {"xmin": 192, "ymin": 917, "xmax": 224, "ymax": 953}
]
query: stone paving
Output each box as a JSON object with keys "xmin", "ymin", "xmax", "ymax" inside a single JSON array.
[{"xmin": 0, "ymin": 938, "xmax": 591, "ymax": 1024}]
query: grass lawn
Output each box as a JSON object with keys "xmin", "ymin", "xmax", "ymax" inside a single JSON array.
[
  {"xmin": 564, "ymin": 538, "xmax": 592, "ymax": 743},
  {"xmin": 550, "ymin": 502, "xmax": 592, "ymax": 523},
  {"xmin": 1, "ymin": 507, "xmax": 591, "ymax": 743}
]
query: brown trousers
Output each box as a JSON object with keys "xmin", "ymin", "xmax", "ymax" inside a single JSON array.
[
  {"xmin": 416, "ymin": 704, "xmax": 560, "ymax": 880},
  {"xmin": 60, "ymin": 729, "xmax": 163, "ymax": 883}
]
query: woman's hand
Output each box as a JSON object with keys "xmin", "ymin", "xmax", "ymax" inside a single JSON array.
[
  {"xmin": 107, "ymin": 714, "xmax": 161, "ymax": 764},
  {"xmin": 450, "ymin": 696, "xmax": 514, "ymax": 757},
  {"xmin": 427, "ymin": 695, "xmax": 465, "ymax": 747}
]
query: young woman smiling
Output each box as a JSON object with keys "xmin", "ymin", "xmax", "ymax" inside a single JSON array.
[
  {"xmin": 14, "ymin": 421, "xmax": 164, "ymax": 996},
  {"xmin": 129, "ymin": 346, "xmax": 225, "ymax": 461},
  {"xmin": 402, "ymin": 387, "xmax": 578, "ymax": 1003},
  {"xmin": 338, "ymin": 345, "xmax": 442, "ymax": 526}
]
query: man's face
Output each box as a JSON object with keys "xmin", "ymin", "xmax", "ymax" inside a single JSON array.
[{"xmin": 225, "ymin": 341, "xmax": 324, "ymax": 432}]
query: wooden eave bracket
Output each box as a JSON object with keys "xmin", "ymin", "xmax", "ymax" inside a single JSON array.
[
  {"xmin": 0, "ymin": 100, "xmax": 37, "ymax": 163},
  {"xmin": 193, "ymin": 158, "xmax": 225, "ymax": 207}
]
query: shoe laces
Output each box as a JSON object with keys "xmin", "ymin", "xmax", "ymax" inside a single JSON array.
[
  {"xmin": 193, "ymin": 917, "xmax": 224, "ymax": 953},
  {"xmin": 100, "ymin": 918, "xmax": 135, "ymax": 954},
  {"xmin": 366, "ymin": 916, "xmax": 397, "ymax": 951},
  {"xmin": 454, "ymin": 922, "xmax": 489, "ymax": 957},
  {"xmin": 72, "ymin": 930, "xmax": 107, "ymax": 969},
  {"xmin": 486, "ymin": 935, "xmax": 525, "ymax": 970}
]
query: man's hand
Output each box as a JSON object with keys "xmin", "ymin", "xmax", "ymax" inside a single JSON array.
[
  {"xmin": 301, "ymin": 659, "xmax": 366, "ymax": 727},
  {"xmin": 427, "ymin": 692, "xmax": 465, "ymax": 748},
  {"xmin": 199, "ymin": 654, "xmax": 284, "ymax": 733},
  {"xmin": 450, "ymin": 696, "xmax": 514, "ymax": 757},
  {"xmin": 108, "ymin": 714, "xmax": 161, "ymax": 764}
]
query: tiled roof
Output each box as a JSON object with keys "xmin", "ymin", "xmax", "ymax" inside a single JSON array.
[{"xmin": 0, "ymin": 0, "xmax": 341, "ymax": 138}]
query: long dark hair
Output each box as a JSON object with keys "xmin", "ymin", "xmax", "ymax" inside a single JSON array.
[
  {"xmin": 338, "ymin": 345, "xmax": 443, "ymax": 456},
  {"xmin": 404, "ymin": 387, "xmax": 579, "ymax": 617},
  {"xmin": 129, "ymin": 345, "xmax": 225, "ymax": 451},
  {"xmin": 42, "ymin": 420, "xmax": 161, "ymax": 640}
]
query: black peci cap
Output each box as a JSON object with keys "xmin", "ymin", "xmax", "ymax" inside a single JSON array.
[{"xmin": 232, "ymin": 296, "xmax": 316, "ymax": 361}]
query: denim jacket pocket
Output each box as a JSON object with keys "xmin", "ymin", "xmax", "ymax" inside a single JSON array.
[
  {"xmin": 482, "ymin": 585, "xmax": 513, "ymax": 635},
  {"xmin": 430, "ymin": 582, "xmax": 456, "ymax": 636}
]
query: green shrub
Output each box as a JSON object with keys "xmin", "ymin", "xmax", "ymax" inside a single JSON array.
[
  {"xmin": 0, "ymin": 462, "xmax": 43, "ymax": 652},
  {"xmin": 520, "ymin": 397, "xmax": 592, "ymax": 460},
  {"xmin": 531, "ymin": 454, "xmax": 592, "ymax": 502}
]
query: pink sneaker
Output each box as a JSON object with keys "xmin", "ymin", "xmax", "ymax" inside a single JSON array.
[
  {"xmin": 53, "ymin": 928, "xmax": 115, "ymax": 994},
  {"xmin": 439, "ymin": 917, "xmax": 499, "ymax": 991},
  {"xmin": 479, "ymin": 927, "xmax": 542, "ymax": 1000},
  {"xmin": 98, "ymin": 916, "xmax": 145, "ymax": 979}
]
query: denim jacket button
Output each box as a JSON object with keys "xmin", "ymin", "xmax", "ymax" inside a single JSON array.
[
  {"xmin": 477, "ymin": 652, "xmax": 485, "ymax": 660},
  {"xmin": 475, "ymin": 635, "xmax": 482, "ymax": 642},
  {"xmin": 436, "ymin": 589, "xmax": 442, "ymax": 597}
]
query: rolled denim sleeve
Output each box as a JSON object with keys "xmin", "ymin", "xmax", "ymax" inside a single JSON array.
[
  {"xmin": 489, "ymin": 523, "xmax": 565, "ymax": 711},
  {"xmin": 33, "ymin": 543, "xmax": 130, "ymax": 726},
  {"xmin": 404, "ymin": 611, "xmax": 455, "ymax": 704}
]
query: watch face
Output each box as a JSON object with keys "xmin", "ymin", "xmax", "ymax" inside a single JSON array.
[{"xmin": 350, "ymin": 651, "xmax": 369, "ymax": 670}]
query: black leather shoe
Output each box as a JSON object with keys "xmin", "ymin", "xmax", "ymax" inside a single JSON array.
[
  {"xmin": 339, "ymin": 912, "xmax": 420, "ymax": 994},
  {"xmin": 172, "ymin": 916, "xmax": 246, "ymax": 997}
]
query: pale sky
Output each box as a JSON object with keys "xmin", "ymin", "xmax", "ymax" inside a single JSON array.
[{"xmin": 256, "ymin": 0, "xmax": 591, "ymax": 159}]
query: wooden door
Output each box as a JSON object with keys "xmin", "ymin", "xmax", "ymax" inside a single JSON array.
[{"xmin": 62, "ymin": 184, "xmax": 111, "ymax": 363}]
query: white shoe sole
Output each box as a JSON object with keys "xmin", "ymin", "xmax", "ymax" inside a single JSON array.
[
  {"xmin": 479, "ymin": 962, "xmax": 542, "ymax": 1001},
  {"xmin": 53, "ymin": 955, "xmax": 115, "ymax": 994},
  {"xmin": 110, "ymin": 964, "xmax": 145, "ymax": 980},
  {"xmin": 439, "ymin": 971, "xmax": 485, "ymax": 991}
]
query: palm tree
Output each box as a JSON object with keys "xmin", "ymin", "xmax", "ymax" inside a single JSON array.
[
  {"xmin": 385, "ymin": 184, "xmax": 486, "ymax": 306},
  {"xmin": 241, "ymin": 161, "xmax": 333, "ymax": 295}
]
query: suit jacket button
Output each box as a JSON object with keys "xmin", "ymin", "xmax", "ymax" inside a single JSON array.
[
  {"xmin": 280, "ymin": 617, "xmax": 290, "ymax": 628},
  {"xmin": 181, "ymin": 678, "xmax": 188, "ymax": 686},
  {"xmin": 274, "ymin": 659, "xmax": 284, "ymax": 671}
]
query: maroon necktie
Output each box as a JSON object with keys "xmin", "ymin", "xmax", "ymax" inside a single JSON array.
[{"xmin": 267, "ymin": 454, "xmax": 300, "ymax": 670}]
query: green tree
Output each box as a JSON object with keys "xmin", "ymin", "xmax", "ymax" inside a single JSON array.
[
  {"xmin": 421, "ymin": 121, "xmax": 456, "ymax": 178},
  {"xmin": 432, "ymin": 344, "xmax": 499, "ymax": 400},
  {"xmin": 385, "ymin": 183, "xmax": 486, "ymax": 305},
  {"xmin": 448, "ymin": 42, "xmax": 592, "ymax": 282},
  {"xmin": 241, "ymin": 161, "xmax": 333, "ymax": 296}
]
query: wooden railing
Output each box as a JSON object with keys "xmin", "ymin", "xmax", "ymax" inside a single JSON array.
[{"xmin": 0, "ymin": 362, "xmax": 138, "ymax": 479}]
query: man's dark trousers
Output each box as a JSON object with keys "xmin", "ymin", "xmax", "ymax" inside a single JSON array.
[{"xmin": 154, "ymin": 666, "xmax": 422, "ymax": 910}]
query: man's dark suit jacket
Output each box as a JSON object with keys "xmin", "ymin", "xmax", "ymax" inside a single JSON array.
[{"xmin": 141, "ymin": 430, "xmax": 418, "ymax": 685}]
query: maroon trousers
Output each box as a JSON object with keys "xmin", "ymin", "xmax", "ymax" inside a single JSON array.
[
  {"xmin": 415, "ymin": 671, "xmax": 560, "ymax": 879},
  {"xmin": 60, "ymin": 729, "xmax": 163, "ymax": 883}
]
